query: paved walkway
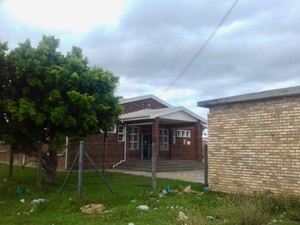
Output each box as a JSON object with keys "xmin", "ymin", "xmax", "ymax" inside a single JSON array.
[{"xmin": 110, "ymin": 169, "xmax": 204, "ymax": 183}]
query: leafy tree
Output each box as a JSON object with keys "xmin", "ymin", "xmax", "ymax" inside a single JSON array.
[
  {"xmin": 0, "ymin": 42, "xmax": 9, "ymax": 139},
  {"xmin": 1, "ymin": 36, "xmax": 122, "ymax": 184}
]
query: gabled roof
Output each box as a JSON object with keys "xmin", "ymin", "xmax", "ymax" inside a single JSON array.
[
  {"xmin": 119, "ymin": 106, "xmax": 207, "ymax": 126},
  {"xmin": 197, "ymin": 85, "xmax": 300, "ymax": 108},
  {"xmin": 120, "ymin": 94, "xmax": 173, "ymax": 108}
]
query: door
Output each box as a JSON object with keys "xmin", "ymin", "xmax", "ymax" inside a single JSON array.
[{"xmin": 142, "ymin": 133, "xmax": 151, "ymax": 160}]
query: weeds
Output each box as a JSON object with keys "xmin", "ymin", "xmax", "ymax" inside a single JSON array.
[{"xmin": 1, "ymin": 164, "xmax": 300, "ymax": 225}]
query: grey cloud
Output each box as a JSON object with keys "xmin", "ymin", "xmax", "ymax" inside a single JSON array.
[{"xmin": 1, "ymin": 0, "xmax": 300, "ymax": 117}]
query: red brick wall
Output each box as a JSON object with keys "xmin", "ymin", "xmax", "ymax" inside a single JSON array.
[
  {"xmin": 122, "ymin": 98, "xmax": 168, "ymax": 114},
  {"xmin": 169, "ymin": 126, "xmax": 203, "ymax": 161}
]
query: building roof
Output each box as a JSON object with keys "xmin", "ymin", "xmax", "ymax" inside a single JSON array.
[
  {"xmin": 120, "ymin": 94, "xmax": 173, "ymax": 108},
  {"xmin": 197, "ymin": 85, "xmax": 300, "ymax": 108},
  {"xmin": 119, "ymin": 106, "xmax": 207, "ymax": 126}
]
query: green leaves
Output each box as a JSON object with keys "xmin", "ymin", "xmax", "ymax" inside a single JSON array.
[
  {"xmin": 50, "ymin": 106, "xmax": 67, "ymax": 125},
  {"xmin": 67, "ymin": 90, "xmax": 94, "ymax": 110},
  {"xmin": 1, "ymin": 35, "xmax": 121, "ymax": 146}
]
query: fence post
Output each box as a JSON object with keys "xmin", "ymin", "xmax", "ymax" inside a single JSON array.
[
  {"xmin": 151, "ymin": 143, "xmax": 157, "ymax": 193},
  {"xmin": 204, "ymin": 144, "xmax": 208, "ymax": 186},
  {"xmin": 37, "ymin": 142, "xmax": 43, "ymax": 189},
  {"xmin": 78, "ymin": 141, "xmax": 84, "ymax": 199}
]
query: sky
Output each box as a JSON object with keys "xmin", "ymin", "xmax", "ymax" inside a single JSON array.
[{"xmin": 1, "ymin": 0, "xmax": 300, "ymax": 119}]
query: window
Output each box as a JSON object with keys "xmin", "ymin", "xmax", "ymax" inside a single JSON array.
[
  {"xmin": 108, "ymin": 125, "xmax": 117, "ymax": 133},
  {"xmin": 159, "ymin": 129, "xmax": 169, "ymax": 151},
  {"xmin": 118, "ymin": 125, "xmax": 125, "ymax": 142},
  {"xmin": 130, "ymin": 127, "xmax": 140, "ymax": 150},
  {"xmin": 100, "ymin": 125, "xmax": 116, "ymax": 133},
  {"xmin": 177, "ymin": 129, "xmax": 191, "ymax": 138}
]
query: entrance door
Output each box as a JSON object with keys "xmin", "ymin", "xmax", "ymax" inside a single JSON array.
[{"xmin": 142, "ymin": 133, "xmax": 151, "ymax": 160}]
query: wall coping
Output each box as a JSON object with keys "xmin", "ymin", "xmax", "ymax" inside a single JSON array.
[{"xmin": 197, "ymin": 85, "xmax": 300, "ymax": 108}]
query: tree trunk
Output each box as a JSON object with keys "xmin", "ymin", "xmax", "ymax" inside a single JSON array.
[
  {"xmin": 8, "ymin": 149, "xmax": 14, "ymax": 180},
  {"xmin": 44, "ymin": 148, "xmax": 57, "ymax": 185},
  {"xmin": 36, "ymin": 142, "xmax": 43, "ymax": 189}
]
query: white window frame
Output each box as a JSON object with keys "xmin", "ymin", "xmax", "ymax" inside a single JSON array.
[
  {"xmin": 177, "ymin": 129, "xmax": 191, "ymax": 138},
  {"xmin": 118, "ymin": 125, "xmax": 125, "ymax": 142},
  {"xmin": 107, "ymin": 125, "xmax": 116, "ymax": 133},
  {"xmin": 159, "ymin": 128, "xmax": 169, "ymax": 151},
  {"xmin": 130, "ymin": 127, "xmax": 140, "ymax": 150},
  {"xmin": 100, "ymin": 125, "xmax": 116, "ymax": 134}
]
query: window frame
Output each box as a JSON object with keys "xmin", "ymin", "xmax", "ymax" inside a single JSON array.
[
  {"xmin": 118, "ymin": 125, "xmax": 125, "ymax": 142},
  {"xmin": 159, "ymin": 128, "xmax": 169, "ymax": 151},
  {"xmin": 177, "ymin": 129, "xmax": 191, "ymax": 138},
  {"xmin": 129, "ymin": 127, "xmax": 140, "ymax": 150}
]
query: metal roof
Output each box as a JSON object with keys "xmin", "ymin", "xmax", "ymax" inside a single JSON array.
[
  {"xmin": 119, "ymin": 106, "xmax": 207, "ymax": 126},
  {"xmin": 197, "ymin": 85, "xmax": 300, "ymax": 108},
  {"xmin": 120, "ymin": 94, "xmax": 173, "ymax": 108}
]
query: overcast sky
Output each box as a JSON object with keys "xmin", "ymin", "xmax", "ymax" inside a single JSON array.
[{"xmin": 1, "ymin": 0, "xmax": 300, "ymax": 118}]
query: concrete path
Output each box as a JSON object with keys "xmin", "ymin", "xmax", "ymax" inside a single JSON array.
[{"xmin": 110, "ymin": 169, "xmax": 204, "ymax": 183}]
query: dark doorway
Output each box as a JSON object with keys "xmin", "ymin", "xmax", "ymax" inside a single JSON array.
[{"xmin": 142, "ymin": 133, "xmax": 151, "ymax": 160}]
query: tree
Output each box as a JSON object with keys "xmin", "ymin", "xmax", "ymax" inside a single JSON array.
[
  {"xmin": 1, "ymin": 36, "xmax": 122, "ymax": 184},
  {"xmin": 0, "ymin": 42, "xmax": 8, "ymax": 140}
]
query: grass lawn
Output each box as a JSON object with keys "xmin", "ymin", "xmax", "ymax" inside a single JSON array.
[{"xmin": 0, "ymin": 163, "xmax": 300, "ymax": 225}]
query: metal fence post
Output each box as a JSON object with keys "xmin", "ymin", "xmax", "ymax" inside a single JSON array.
[
  {"xmin": 78, "ymin": 141, "xmax": 84, "ymax": 198},
  {"xmin": 151, "ymin": 143, "xmax": 157, "ymax": 193},
  {"xmin": 204, "ymin": 144, "xmax": 209, "ymax": 186}
]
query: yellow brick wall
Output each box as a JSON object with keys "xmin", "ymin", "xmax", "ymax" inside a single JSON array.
[{"xmin": 208, "ymin": 96, "xmax": 300, "ymax": 195}]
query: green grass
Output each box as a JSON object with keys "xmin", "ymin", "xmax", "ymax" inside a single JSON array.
[{"xmin": 0, "ymin": 164, "xmax": 300, "ymax": 225}]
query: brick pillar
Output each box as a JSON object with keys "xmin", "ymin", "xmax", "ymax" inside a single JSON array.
[
  {"xmin": 152, "ymin": 118, "xmax": 160, "ymax": 160},
  {"xmin": 194, "ymin": 122, "xmax": 203, "ymax": 162}
]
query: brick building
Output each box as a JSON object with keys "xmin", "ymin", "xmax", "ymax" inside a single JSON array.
[
  {"xmin": 197, "ymin": 86, "xmax": 300, "ymax": 195},
  {"xmin": 0, "ymin": 95, "xmax": 206, "ymax": 171},
  {"xmin": 64, "ymin": 95, "xmax": 207, "ymax": 170}
]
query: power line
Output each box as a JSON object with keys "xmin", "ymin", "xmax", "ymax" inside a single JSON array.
[{"xmin": 161, "ymin": 0, "xmax": 239, "ymax": 94}]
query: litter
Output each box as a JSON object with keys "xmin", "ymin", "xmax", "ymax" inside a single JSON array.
[
  {"xmin": 162, "ymin": 185, "xmax": 171, "ymax": 195},
  {"xmin": 183, "ymin": 185, "xmax": 203, "ymax": 195},
  {"xmin": 177, "ymin": 211, "xmax": 188, "ymax": 221},
  {"xmin": 130, "ymin": 199, "xmax": 137, "ymax": 204},
  {"xmin": 80, "ymin": 204, "xmax": 106, "ymax": 214},
  {"xmin": 16, "ymin": 188, "xmax": 25, "ymax": 196},
  {"xmin": 20, "ymin": 199, "xmax": 25, "ymax": 203},
  {"xmin": 31, "ymin": 198, "xmax": 45, "ymax": 204},
  {"xmin": 137, "ymin": 205, "xmax": 149, "ymax": 211},
  {"xmin": 207, "ymin": 216, "xmax": 215, "ymax": 221}
]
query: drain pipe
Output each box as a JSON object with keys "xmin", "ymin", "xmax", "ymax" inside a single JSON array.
[{"xmin": 113, "ymin": 120, "xmax": 127, "ymax": 168}]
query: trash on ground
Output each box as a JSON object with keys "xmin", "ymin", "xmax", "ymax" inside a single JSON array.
[
  {"xmin": 207, "ymin": 216, "xmax": 215, "ymax": 221},
  {"xmin": 203, "ymin": 187, "xmax": 209, "ymax": 191},
  {"xmin": 80, "ymin": 204, "xmax": 106, "ymax": 215},
  {"xmin": 177, "ymin": 211, "xmax": 188, "ymax": 221},
  {"xmin": 31, "ymin": 198, "xmax": 45, "ymax": 204},
  {"xmin": 137, "ymin": 205, "xmax": 149, "ymax": 211},
  {"xmin": 16, "ymin": 188, "xmax": 25, "ymax": 195},
  {"xmin": 130, "ymin": 199, "xmax": 137, "ymax": 204},
  {"xmin": 20, "ymin": 199, "xmax": 25, "ymax": 203},
  {"xmin": 128, "ymin": 223, "xmax": 134, "ymax": 225},
  {"xmin": 162, "ymin": 185, "xmax": 171, "ymax": 195},
  {"xmin": 183, "ymin": 185, "xmax": 204, "ymax": 195}
]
